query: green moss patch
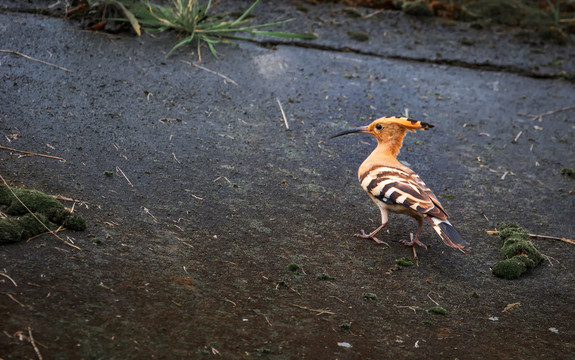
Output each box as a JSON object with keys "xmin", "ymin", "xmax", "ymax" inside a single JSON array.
[
  {"xmin": 346, "ymin": 31, "xmax": 370, "ymax": 42},
  {"xmin": 402, "ymin": 1, "xmax": 433, "ymax": 17},
  {"xmin": 395, "ymin": 257, "xmax": 414, "ymax": 266},
  {"xmin": 0, "ymin": 185, "xmax": 86, "ymax": 244},
  {"xmin": 561, "ymin": 168, "xmax": 575, "ymax": 179},
  {"xmin": 427, "ymin": 306, "xmax": 448, "ymax": 315},
  {"xmin": 492, "ymin": 223, "xmax": 543, "ymax": 279},
  {"xmin": 286, "ymin": 262, "xmax": 301, "ymax": 274},
  {"xmin": 362, "ymin": 292, "xmax": 378, "ymax": 301},
  {"xmin": 316, "ymin": 273, "xmax": 336, "ymax": 281}
]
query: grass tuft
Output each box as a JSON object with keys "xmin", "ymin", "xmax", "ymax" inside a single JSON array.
[{"xmin": 84, "ymin": 0, "xmax": 317, "ymax": 60}]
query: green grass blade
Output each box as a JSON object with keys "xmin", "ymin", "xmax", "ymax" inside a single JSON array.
[
  {"xmin": 207, "ymin": 41, "xmax": 218, "ymax": 58},
  {"xmin": 230, "ymin": 0, "xmax": 261, "ymax": 26},
  {"xmin": 166, "ymin": 33, "xmax": 196, "ymax": 57},
  {"xmin": 251, "ymin": 31, "xmax": 318, "ymax": 39}
]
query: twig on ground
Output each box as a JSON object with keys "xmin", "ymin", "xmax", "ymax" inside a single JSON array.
[
  {"xmin": 0, "ymin": 145, "xmax": 65, "ymax": 161},
  {"xmin": 293, "ymin": 304, "xmax": 335, "ymax": 316},
  {"xmin": 28, "ymin": 326, "xmax": 43, "ymax": 360},
  {"xmin": 479, "ymin": 165, "xmax": 515, "ymax": 179},
  {"xmin": 213, "ymin": 176, "xmax": 231, "ymax": 184},
  {"xmin": 51, "ymin": 194, "xmax": 87, "ymax": 205},
  {"xmin": 0, "ymin": 49, "xmax": 72, "ymax": 72},
  {"xmin": 0, "ymin": 292, "xmax": 26, "ymax": 307},
  {"xmin": 115, "ymin": 166, "xmax": 133, "ymax": 187},
  {"xmin": 224, "ymin": 298, "xmax": 237, "ymax": 307},
  {"xmin": 427, "ymin": 292, "xmax": 440, "ymax": 306},
  {"xmin": 486, "ymin": 230, "xmax": 575, "ymax": 246},
  {"xmin": 276, "ymin": 97, "xmax": 289, "ymax": 130},
  {"xmin": 143, "ymin": 207, "xmax": 158, "ymax": 223},
  {"xmin": 175, "ymin": 237, "xmax": 193, "ymax": 248},
  {"xmin": 183, "ymin": 61, "xmax": 238, "ymax": 86},
  {"xmin": 171, "ymin": 152, "xmax": 180, "ymax": 164},
  {"xmin": 518, "ymin": 105, "xmax": 575, "ymax": 122},
  {"xmin": 512, "ymin": 130, "xmax": 523, "ymax": 143},
  {"xmin": 27, "ymin": 227, "xmax": 66, "ymax": 242},
  {"xmin": 362, "ymin": 9, "xmax": 384, "ymax": 19},
  {"xmin": 0, "ymin": 272, "xmax": 18, "ymax": 287},
  {"xmin": 395, "ymin": 305, "xmax": 423, "ymax": 313},
  {"xmin": 329, "ymin": 296, "xmax": 345, "ymax": 303},
  {"xmin": 0, "ymin": 174, "xmax": 81, "ymax": 250}
]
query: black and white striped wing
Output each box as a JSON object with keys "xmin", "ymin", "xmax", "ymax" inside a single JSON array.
[{"xmin": 359, "ymin": 166, "xmax": 446, "ymax": 219}]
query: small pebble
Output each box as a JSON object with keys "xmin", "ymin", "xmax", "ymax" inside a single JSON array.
[{"xmin": 337, "ymin": 342, "xmax": 352, "ymax": 348}]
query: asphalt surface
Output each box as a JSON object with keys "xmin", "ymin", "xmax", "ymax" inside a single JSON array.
[{"xmin": 1, "ymin": 1, "xmax": 574, "ymax": 359}]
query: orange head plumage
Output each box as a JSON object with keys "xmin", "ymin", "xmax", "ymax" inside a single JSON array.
[{"xmin": 330, "ymin": 116, "xmax": 433, "ymax": 157}]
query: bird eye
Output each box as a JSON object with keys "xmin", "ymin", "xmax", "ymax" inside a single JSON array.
[{"xmin": 375, "ymin": 124, "xmax": 383, "ymax": 130}]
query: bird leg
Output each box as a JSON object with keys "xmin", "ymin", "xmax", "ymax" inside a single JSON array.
[
  {"xmin": 400, "ymin": 217, "xmax": 427, "ymax": 250},
  {"xmin": 354, "ymin": 223, "xmax": 390, "ymax": 246}
]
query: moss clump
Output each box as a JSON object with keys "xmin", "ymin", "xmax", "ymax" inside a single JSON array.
[
  {"xmin": 286, "ymin": 263, "xmax": 301, "ymax": 273},
  {"xmin": 0, "ymin": 187, "xmax": 64, "ymax": 215},
  {"xmin": 346, "ymin": 31, "xmax": 369, "ymax": 42},
  {"xmin": 64, "ymin": 213, "xmax": 87, "ymax": 231},
  {"xmin": 428, "ymin": 306, "xmax": 448, "ymax": 315},
  {"xmin": 402, "ymin": 1, "xmax": 433, "ymax": 17},
  {"xmin": 316, "ymin": 273, "xmax": 335, "ymax": 281},
  {"xmin": 492, "ymin": 256, "xmax": 527, "ymax": 279},
  {"xmin": 0, "ymin": 213, "xmax": 50, "ymax": 244},
  {"xmin": 497, "ymin": 222, "xmax": 528, "ymax": 241},
  {"xmin": 492, "ymin": 223, "xmax": 543, "ymax": 279},
  {"xmin": 395, "ymin": 257, "xmax": 414, "ymax": 266},
  {"xmin": 0, "ymin": 185, "xmax": 86, "ymax": 243},
  {"xmin": 342, "ymin": 7, "xmax": 363, "ymax": 18},
  {"xmin": 501, "ymin": 238, "xmax": 544, "ymax": 267},
  {"xmin": 44, "ymin": 208, "xmax": 87, "ymax": 231},
  {"xmin": 561, "ymin": 168, "xmax": 575, "ymax": 179},
  {"xmin": 362, "ymin": 292, "xmax": 378, "ymax": 301}
]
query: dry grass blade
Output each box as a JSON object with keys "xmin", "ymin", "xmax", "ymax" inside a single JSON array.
[
  {"xmin": 0, "ymin": 50, "xmax": 72, "ymax": 72},
  {"xmin": 28, "ymin": 326, "xmax": 43, "ymax": 360},
  {"xmin": 293, "ymin": 304, "xmax": 335, "ymax": 315},
  {"xmin": 0, "ymin": 292, "xmax": 27, "ymax": 307},
  {"xmin": 116, "ymin": 166, "xmax": 134, "ymax": 186},
  {"xmin": 0, "ymin": 145, "xmax": 65, "ymax": 161},
  {"xmin": 116, "ymin": 1, "xmax": 142, "ymax": 35},
  {"xmin": 486, "ymin": 230, "xmax": 575, "ymax": 246},
  {"xmin": 183, "ymin": 60, "xmax": 238, "ymax": 85},
  {"xmin": 276, "ymin": 98, "xmax": 289, "ymax": 130},
  {"xmin": 518, "ymin": 105, "xmax": 575, "ymax": 121},
  {"xmin": 0, "ymin": 272, "xmax": 18, "ymax": 287}
]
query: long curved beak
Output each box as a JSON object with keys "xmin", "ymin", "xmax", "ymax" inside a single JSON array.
[{"xmin": 329, "ymin": 126, "xmax": 370, "ymax": 139}]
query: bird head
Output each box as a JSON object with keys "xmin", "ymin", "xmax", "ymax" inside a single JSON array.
[{"xmin": 330, "ymin": 116, "xmax": 433, "ymax": 141}]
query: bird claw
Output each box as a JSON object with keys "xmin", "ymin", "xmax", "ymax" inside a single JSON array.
[
  {"xmin": 400, "ymin": 233, "xmax": 427, "ymax": 249},
  {"xmin": 354, "ymin": 230, "xmax": 390, "ymax": 247}
]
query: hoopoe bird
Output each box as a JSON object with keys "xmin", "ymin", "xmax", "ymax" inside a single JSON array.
[{"xmin": 330, "ymin": 116, "xmax": 468, "ymax": 255}]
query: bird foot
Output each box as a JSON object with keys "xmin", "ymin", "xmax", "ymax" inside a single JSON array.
[
  {"xmin": 354, "ymin": 229, "xmax": 390, "ymax": 247},
  {"xmin": 400, "ymin": 233, "xmax": 428, "ymax": 250}
]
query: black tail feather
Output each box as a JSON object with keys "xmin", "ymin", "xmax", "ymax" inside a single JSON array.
[{"xmin": 427, "ymin": 217, "xmax": 469, "ymax": 253}]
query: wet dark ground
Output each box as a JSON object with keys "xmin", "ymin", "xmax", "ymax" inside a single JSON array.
[{"xmin": 1, "ymin": 1, "xmax": 575, "ymax": 359}]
